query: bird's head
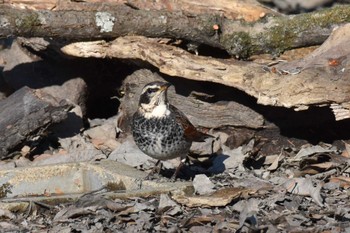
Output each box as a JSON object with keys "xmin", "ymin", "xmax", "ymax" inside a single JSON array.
[{"xmin": 138, "ymin": 81, "xmax": 172, "ymax": 118}]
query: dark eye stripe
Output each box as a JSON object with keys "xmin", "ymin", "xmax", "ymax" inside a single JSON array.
[
  {"xmin": 139, "ymin": 87, "xmax": 159, "ymax": 105},
  {"xmin": 139, "ymin": 92, "xmax": 150, "ymax": 104},
  {"xmin": 146, "ymin": 88, "xmax": 159, "ymax": 93}
]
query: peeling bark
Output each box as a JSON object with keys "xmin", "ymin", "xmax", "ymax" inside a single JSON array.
[
  {"xmin": 61, "ymin": 35, "xmax": 350, "ymax": 117},
  {"xmin": 3, "ymin": 0, "xmax": 276, "ymax": 21},
  {"xmin": 1, "ymin": 4, "xmax": 350, "ymax": 57}
]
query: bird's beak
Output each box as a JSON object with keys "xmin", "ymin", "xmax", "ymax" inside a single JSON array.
[{"xmin": 159, "ymin": 83, "xmax": 172, "ymax": 91}]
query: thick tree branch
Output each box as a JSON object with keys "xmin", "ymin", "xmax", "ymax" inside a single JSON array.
[
  {"xmin": 61, "ymin": 35, "xmax": 350, "ymax": 117},
  {"xmin": 4, "ymin": 0, "xmax": 276, "ymax": 21},
  {"xmin": 1, "ymin": 5, "xmax": 350, "ymax": 57}
]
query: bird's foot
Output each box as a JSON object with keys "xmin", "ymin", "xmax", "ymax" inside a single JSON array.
[
  {"xmin": 170, "ymin": 159, "xmax": 186, "ymax": 182},
  {"xmin": 145, "ymin": 160, "xmax": 162, "ymax": 180}
]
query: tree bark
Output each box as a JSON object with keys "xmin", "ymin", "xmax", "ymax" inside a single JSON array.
[
  {"xmin": 3, "ymin": 0, "xmax": 276, "ymax": 21},
  {"xmin": 61, "ymin": 35, "xmax": 350, "ymax": 117},
  {"xmin": 1, "ymin": 4, "xmax": 350, "ymax": 57},
  {"xmin": 0, "ymin": 87, "xmax": 71, "ymax": 158}
]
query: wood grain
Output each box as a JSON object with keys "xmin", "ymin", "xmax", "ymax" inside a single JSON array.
[
  {"xmin": 0, "ymin": 87, "xmax": 71, "ymax": 158},
  {"xmin": 62, "ymin": 36, "xmax": 350, "ymax": 119}
]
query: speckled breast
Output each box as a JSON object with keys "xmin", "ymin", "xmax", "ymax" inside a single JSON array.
[{"xmin": 132, "ymin": 112, "xmax": 191, "ymax": 160}]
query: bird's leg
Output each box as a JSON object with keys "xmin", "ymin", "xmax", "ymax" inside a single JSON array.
[
  {"xmin": 145, "ymin": 160, "xmax": 162, "ymax": 180},
  {"xmin": 170, "ymin": 158, "xmax": 187, "ymax": 181}
]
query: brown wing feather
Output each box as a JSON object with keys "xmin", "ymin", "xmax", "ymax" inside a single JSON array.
[{"xmin": 169, "ymin": 105, "xmax": 211, "ymax": 142}]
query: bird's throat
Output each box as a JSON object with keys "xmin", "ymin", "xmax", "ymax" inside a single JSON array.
[{"xmin": 141, "ymin": 103, "xmax": 170, "ymax": 119}]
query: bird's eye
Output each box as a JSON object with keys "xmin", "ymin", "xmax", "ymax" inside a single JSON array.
[{"xmin": 146, "ymin": 88, "xmax": 159, "ymax": 94}]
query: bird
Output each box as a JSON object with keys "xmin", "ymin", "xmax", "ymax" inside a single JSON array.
[{"xmin": 131, "ymin": 81, "xmax": 211, "ymax": 179}]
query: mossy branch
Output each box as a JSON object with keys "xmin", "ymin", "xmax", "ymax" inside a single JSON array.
[{"xmin": 1, "ymin": 5, "xmax": 350, "ymax": 57}]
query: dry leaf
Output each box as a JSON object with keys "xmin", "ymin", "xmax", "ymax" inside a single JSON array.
[
  {"xmin": 342, "ymin": 142, "xmax": 350, "ymax": 158},
  {"xmin": 300, "ymin": 161, "xmax": 334, "ymax": 175},
  {"xmin": 193, "ymin": 174, "xmax": 215, "ymax": 195},
  {"xmin": 158, "ymin": 194, "xmax": 181, "ymax": 216},
  {"xmin": 267, "ymin": 153, "xmax": 283, "ymax": 171},
  {"xmin": 282, "ymin": 178, "xmax": 324, "ymax": 206},
  {"xmin": 329, "ymin": 176, "xmax": 350, "ymax": 189},
  {"xmin": 209, "ymin": 146, "xmax": 248, "ymax": 173},
  {"xmin": 238, "ymin": 199, "xmax": 259, "ymax": 229},
  {"xmin": 263, "ymin": 154, "xmax": 279, "ymax": 165},
  {"xmin": 298, "ymin": 152, "xmax": 349, "ymax": 176},
  {"xmin": 183, "ymin": 214, "xmax": 225, "ymax": 228},
  {"xmin": 173, "ymin": 187, "xmax": 248, "ymax": 207},
  {"xmin": 292, "ymin": 145, "xmax": 336, "ymax": 161}
]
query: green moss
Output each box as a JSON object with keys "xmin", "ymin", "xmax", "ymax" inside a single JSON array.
[
  {"xmin": 261, "ymin": 5, "xmax": 350, "ymax": 55},
  {"xmin": 15, "ymin": 12, "xmax": 41, "ymax": 35},
  {"xmin": 221, "ymin": 31, "xmax": 255, "ymax": 59},
  {"xmin": 262, "ymin": 19, "xmax": 297, "ymax": 55},
  {"xmin": 197, "ymin": 14, "xmax": 222, "ymax": 37},
  {"xmin": 312, "ymin": 5, "xmax": 350, "ymax": 26},
  {"xmin": 223, "ymin": 5, "xmax": 350, "ymax": 57}
]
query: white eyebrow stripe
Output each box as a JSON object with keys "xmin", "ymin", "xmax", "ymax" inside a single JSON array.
[{"xmin": 141, "ymin": 85, "xmax": 160, "ymax": 94}]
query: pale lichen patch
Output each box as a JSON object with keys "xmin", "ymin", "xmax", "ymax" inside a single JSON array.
[
  {"xmin": 95, "ymin": 12, "xmax": 115, "ymax": 33},
  {"xmin": 0, "ymin": 17, "xmax": 10, "ymax": 27}
]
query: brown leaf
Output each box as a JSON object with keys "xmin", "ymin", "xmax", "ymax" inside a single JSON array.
[
  {"xmin": 300, "ymin": 161, "xmax": 334, "ymax": 175},
  {"xmin": 172, "ymin": 187, "xmax": 250, "ymax": 207},
  {"xmin": 183, "ymin": 214, "xmax": 225, "ymax": 228},
  {"xmin": 329, "ymin": 176, "xmax": 350, "ymax": 189},
  {"xmin": 342, "ymin": 142, "xmax": 350, "ymax": 158}
]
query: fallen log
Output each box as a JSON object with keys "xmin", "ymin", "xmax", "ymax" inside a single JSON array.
[
  {"xmin": 0, "ymin": 86, "xmax": 71, "ymax": 158},
  {"xmin": 61, "ymin": 33, "xmax": 350, "ymax": 119},
  {"xmin": 1, "ymin": 4, "xmax": 350, "ymax": 57},
  {"xmin": 3, "ymin": 0, "xmax": 276, "ymax": 21}
]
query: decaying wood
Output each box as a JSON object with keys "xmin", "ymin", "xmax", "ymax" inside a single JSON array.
[
  {"xmin": 4, "ymin": 0, "xmax": 277, "ymax": 21},
  {"xmin": 117, "ymin": 69, "xmax": 265, "ymax": 133},
  {"xmin": 1, "ymin": 4, "xmax": 350, "ymax": 57},
  {"xmin": 61, "ymin": 35, "xmax": 350, "ymax": 118},
  {"xmin": 0, "ymin": 86, "xmax": 71, "ymax": 158},
  {"xmin": 122, "ymin": 0, "xmax": 275, "ymax": 22}
]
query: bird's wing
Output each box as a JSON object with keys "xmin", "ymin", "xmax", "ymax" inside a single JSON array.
[{"xmin": 169, "ymin": 104, "xmax": 212, "ymax": 142}]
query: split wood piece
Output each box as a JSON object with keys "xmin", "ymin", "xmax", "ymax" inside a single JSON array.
[
  {"xmin": 4, "ymin": 0, "xmax": 277, "ymax": 22},
  {"xmin": 1, "ymin": 5, "xmax": 350, "ymax": 57},
  {"xmin": 0, "ymin": 86, "xmax": 71, "ymax": 158},
  {"xmin": 118, "ymin": 69, "xmax": 264, "ymax": 132},
  {"xmin": 61, "ymin": 36, "xmax": 350, "ymax": 119}
]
